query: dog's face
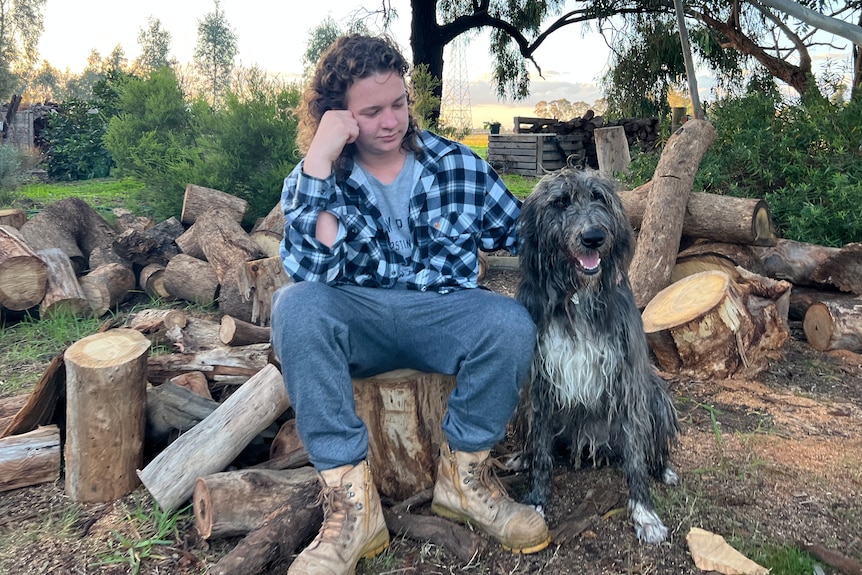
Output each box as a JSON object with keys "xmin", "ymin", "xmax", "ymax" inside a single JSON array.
[{"xmin": 518, "ymin": 168, "xmax": 634, "ymax": 290}]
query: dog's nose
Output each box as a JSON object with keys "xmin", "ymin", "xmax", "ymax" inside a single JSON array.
[{"xmin": 581, "ymin": 227, "xmax": 605, "ymax": 250}]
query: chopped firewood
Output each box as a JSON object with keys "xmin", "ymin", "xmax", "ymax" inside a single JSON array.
[
  {"xmin": 0, "ymin": 207, "xmax": 27, "ymax": 229},
  {"xmin": 138, "ymin": 363, "xmax": 290, "ymax": 511},
  {"xmin": 79, "ymin": 262, "xmax": 136, "ymax": 316},
  {"xmin": 163, "ymin": 254, "xmax": 219, "ymax": 306},
  {"xmin": 0, "ymin": 425, "xmax": 61, "ymax": 492},
  {"xmin": 0, "ymin": 352, "xmax": 65, "ymax": 439},
  {"xmin": 803, "ymin": 299, "xmax": 862, "ymax": 352},
  {"xmin": 220, "ymin": 314, "xmax": 271, "ymax": 346},
  {"xmin": 169, "ymin": 371, "xmax": 212, "ymax": 399},
  {"xmin": 181, "ymin": 184, "xmax": 248, "ymax": 226},
  {"xmin": 37, "ymin": 248, "xmax": 90, "ymax": 318},
  {"xmin": 239, "ymin": 256, "xmax": 291, "ymax": 326},
  {"xmin": 65, "ymin": 328, "xmax": 151, "ymax": 502},
  {"xmin": 146, "ymin": 342, "xmax": 271, "ymax": 384},
  {"xmin": 0, "ymin": 225, "xmax": 49, "ymax": 311},
  {"xmin": 111, "ymin": 216, "xmax": 183, "ymax": 266},
  {"xmin": 146, "ymin": 381, "xmax": 219, "ymax": 443}
]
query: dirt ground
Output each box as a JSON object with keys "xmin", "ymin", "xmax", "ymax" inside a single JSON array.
[{"xmin": 1, "ymin": 266, "xmax": 861, "ymax": 575}]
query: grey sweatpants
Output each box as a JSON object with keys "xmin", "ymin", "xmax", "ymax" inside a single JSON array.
[{"xmin": 270, "ymin": 281, "xmax": 536, "ymax": 470}]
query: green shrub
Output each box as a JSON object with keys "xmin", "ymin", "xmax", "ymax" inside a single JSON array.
[
  {"xmin": 40, "ymin": 100, "xmax": 113, "ymax": 181},
  {"xmin": 0, "ymin": 144, "xmax": 41, "ymax": 206},
  {"xmin": 621, "ymin": 93, "xmax": 862, "ymax": 246}
]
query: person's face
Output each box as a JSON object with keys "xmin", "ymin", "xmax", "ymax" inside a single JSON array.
[{"xmin": 346, "ymin": 71, "xmax": 409, "ymax": 160}]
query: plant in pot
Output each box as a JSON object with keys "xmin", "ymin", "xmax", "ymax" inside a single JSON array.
[{"xmin": 484, "ymin": 120, "xmax": 502, "ymax": 134}]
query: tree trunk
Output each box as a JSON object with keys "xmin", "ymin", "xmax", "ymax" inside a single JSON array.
[
  {"xmin": 619, "ymin": 187, "xmax": 777, "ymax": 246},
  {"xmin": 219, "ymin": 315, "xmax": 272, "ymax": 346},
  {"xmin": 196, "ymin": 208, "xmax": 264, "ymax": 321},
  {"xmin": 138, "ymin": 363, "xmax": 290, "ymax": 511},
  {"xmin": 139, "ymin": 263, "xmax": 172, "ymax": 300},
  {"xmin": 18, "ymin": 197, "xmax": 116, "ymax": 274},
  {"xmin": 0, "ymin": 425, "xmax": 61, "ymax": 493},
  {"xmin": 629, "ymin": 119, "xmax": 716, "ymax": 308},
  {"xmin": 0, "ymin": 225, "xmax": 48, "ymax": 311},
  {"xmin": 803, "ymin": 300, "xmax": 862, "ymax": 352},
  {"xmin": 181, "ymin": 184, "xmax": 248, "ymax": 226},
  {"xmin": 193, "ymin": 467, "xmax": 318, "ymax": 539},
  {"xmin": 175, "ymin": 223, "xmax": 206, "ymax": 260},
  {"xmin": 79, "ymin": 262, "xmax": 136, "ymax": 316},
  {"xmin": 65, "ymin": 328, "xmax": 151, "ymax": 502},
  {"xmin": 642, "ymin": 269, "xmax": 790, "ymax": 379},
  {"xmin": 353, "ymin": 369, "xmax": 457, "ymax": 501},
  {"xmin": 37, "ymin": 248, "xmax": 90, "ymax": 318},
  {"xmin": 111, "ymin": 216, "xmax": 184, "ymax": 266},
  {"xmin": 163, "ymin": 253, "xmax": 219, "ymax": 306}
]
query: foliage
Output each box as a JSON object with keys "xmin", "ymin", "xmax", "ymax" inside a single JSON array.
[
  {"xmin": 0, "ymin": 143, "xmax": 40, "ymax": 204},
  {"xmin": 189, "ymin": 69, "xmax": 301, "ymax": 224},
  {"xmin": 39, "ymin": 99, "xmax": 113, "ymax": 180},
  {"xmin": 302, "ymin": 16, "xmax": 371, "ymax": 80},
  {"xmin": 410, "ymin": 63, "xmax": 443, "ymax": 131},
  {"xmin": 16, "ymin": 177, "xmax": 143, "ymax": 214},
  {"xmin": 534, "ymin": 99, "xmax": 592, "ymax": 120},
  {"xmin": 103, "ymin": 66, "xmax": 197, "ymax": 220},
  {"xmin": 194, "ymin": 0, "xmax": 238, "ymax": 107},
  {"xmin": 135, "ymin": 16, "xmax": 174, "ymax": 74},
  {"xmin": 621, "ymin": 91, "xmax": 862, "ymax": 246},
  {"xmin": 0, "ymin": 0, "xmax": 46, "ymax": 96}
]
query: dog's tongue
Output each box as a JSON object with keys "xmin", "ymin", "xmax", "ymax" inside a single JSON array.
[{"xmin": 578, "ymin": 252, "xmax": 601, "ymax": 271}]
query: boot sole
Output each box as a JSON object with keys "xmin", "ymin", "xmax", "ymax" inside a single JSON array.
[
  {"xmin": 359, "ymin": 526, "xmax": 391, "ymax": 560},
  {"xmin": 430, "ymin": 502, "xmax": 551, "ymax": 554}
]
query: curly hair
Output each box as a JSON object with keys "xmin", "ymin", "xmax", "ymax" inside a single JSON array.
[{"xmin": 296, "ymin": 34, "xmax": 422, "ymax": 164}]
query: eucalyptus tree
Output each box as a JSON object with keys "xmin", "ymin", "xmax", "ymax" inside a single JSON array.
[
  {"xmin": 194, "ymin": 0, "xmax": 238, "ymax": 106},
  {"xmin": 136, "ymin": 16, "xmax": 175, "ymax": 74},
  {"xmin": 0, "ymin": 0, "xmax": 47, "ymax": 97}
]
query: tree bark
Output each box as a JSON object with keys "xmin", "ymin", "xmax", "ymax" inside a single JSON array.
[
  {"xmin": 37, "ymin": 248, "xmax": 90, "ymax": 318},
  {"xmin": 145, "ymin": 343, "xmax": 271, "ymax": 384},
  {"xmin": 175, "ymin": 223, "xmax": 206, "ymax": 260},
  {"xmin": 163, "ymin": 253, "xmax": 219, "ymax": 306},
  {"xmin": 18, "ymin": 197, "xmax": 116, "ymax": 274},
  {"xmin": 138, "ymin": 363, "xmax": 290, "ymax": 511},
  {"xmin": 642, "ymin": 269, "xmax": 790, "ymax": 379},
  {"xmin": 146, "ymin": 381, "xmax": 220, "ymax": 444},
  {"xmin": 111, "ymin": 216, "xmax": 184, "ymax": 266},
  {"xmin": 239, "ymin": 256, "xmax": 291, "ymax": 326},
  {"xmin": 196, "ymin": 208, "xmax": 264, "ymax": 321},
  {"xmin": 629, "ymin": 119, "xmax": 717, "ymax": 309},
  {"xmin": 620, "ymin": 187, "xmax": 777, "ymax": 246},
  {"xmin": 193, "ymin": 467, "xmax": 318, "ymax": 539},
  {"xmin": 0, "ymin": 208, "xmax": 27, "ymax": 229},
  {"xmin": 803, "ymin": 300, "xmax": 862, "ymax": 352},
  {"xmin": 139, "ymin": 263, "xmax": 172, "ymax": 300},
  {"xmin": 65, "ymin": 328, "xmax": 151, "ymax": 502},
  {"xmin": 219, "ymin": 315, "xmax": 272, "ymax": 346},
  {"xmin": 181, "ymin": 184, "xmax": 248, "ymax": 226},
  {"xmin": 79, "ymin": 262, "xmax": 136, "ymax": 316},
  {"xmin": 0, "ymin": 425, "xmax": 61, "ymax": 493},
  {"xmin": 0, "ymin": 225, "xmax": 48, "ymax": 311},
  {"xmin": 0, "ymin": 352, "xmax": 65, "ymax": 439},
  {"xmin": 353, "ymin": 369, "xmax": 457, "ymax": 501}
]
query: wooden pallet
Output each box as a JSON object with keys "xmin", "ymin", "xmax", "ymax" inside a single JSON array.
[{"xmin": 487, "ymin": 133, "xmax": 587, "ymax": 176}]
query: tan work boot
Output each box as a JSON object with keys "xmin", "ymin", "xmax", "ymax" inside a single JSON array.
[
  {"xmin": 287, "ymin": 460, "xmax": 389, "ymax": 575},
  {"xmin": 431, "ymin": 443, "xmax": 550, "ymax": 554}
]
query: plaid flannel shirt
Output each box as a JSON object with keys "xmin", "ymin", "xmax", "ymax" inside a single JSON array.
[{"xmin": 279, "ymin": 130, "xmax": 521, "ymax": 293}]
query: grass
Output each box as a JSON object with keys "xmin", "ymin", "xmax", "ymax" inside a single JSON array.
[
  {"xmin": 12, "ymin": 177, "xmax": 146, "ymax": 221},
  {"xmin": 459, "ymin": 133, "xmax": 540, "ymax": 198}
]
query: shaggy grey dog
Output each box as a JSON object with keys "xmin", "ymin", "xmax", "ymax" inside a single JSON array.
[{"xmin": 514, "ymin": 167, "xmax": 679, "ymax": 544}]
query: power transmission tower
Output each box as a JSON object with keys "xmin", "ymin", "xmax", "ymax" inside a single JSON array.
[{"xmin": 440, "ymin": 36, "xmax": 473, "ymax": 132}]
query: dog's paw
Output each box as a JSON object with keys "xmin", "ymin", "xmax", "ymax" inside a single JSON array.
[
  {"xmin": 662, "ymin": 466, "xmax": 680, "ymax": 486},
  {"xmin": 501, "ymin": 451, "xmax": 527, "ymax": 472},
  {"xmin": 630, "ymin": 501, "xmax": 668, "ymax": 544}
]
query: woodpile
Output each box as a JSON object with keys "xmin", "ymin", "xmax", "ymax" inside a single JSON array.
[{"xmin": 0, "ymin": 184, "xmax": 292, "ymax": 325}]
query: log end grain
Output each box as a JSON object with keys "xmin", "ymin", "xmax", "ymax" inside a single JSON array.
[
  {"xmin": 642, "ymin": 270, "xmax": 730, "ymax": 333},
  {"xmin": 802, "ymin": 302, "xmax": 833, "ymax": 352},
  {"xmin": 66, "ymin": 328, "xmax": 152, "ymax": 369}
]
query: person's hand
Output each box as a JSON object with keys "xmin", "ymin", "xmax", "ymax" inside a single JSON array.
[{"xmin": 303, "ymin": 110, "xmax": 359, "ymax": 179}]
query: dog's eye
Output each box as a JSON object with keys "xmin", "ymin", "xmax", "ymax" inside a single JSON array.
[{"xmin": 553, "ymin": 195, "xmax": 570, "ymax": 209}]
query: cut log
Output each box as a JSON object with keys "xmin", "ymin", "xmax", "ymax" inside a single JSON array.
[
  {"xmin": 630, "ymin": 119, "xmax": 716, "ymax": 309},
  {"xmin": 0, "ymin": 225, "xmax": 48, "ymax": 311},
  {"xmin": 169, "ymin": 371, "xmax": 212, "ymax": 399},
  {"xmin": 594, "ymin": 125, "xmax": 631, "ymax": 176},
  {"xmin": 209, "ymin": 484, "xmax": 322, "ymax": 575},
  {"xmin": 65, "ymin": 328, "xmax": 151, "ymax": 502},
  {"xmin": 87, "ymin": 245, "xmax": 131, "ymax": 270},
  {"xmin": 803, "ymin": 300, "xmax": 862, "ymax": 352},
  {"xmin": 196, "ymin": 208, "xmax": 264, "ymax": 321},
  {"xmin": 620, "ymin": 188, "xmax": 777, "ymax": 247},
  {"xmin": 18, "ymin": 197, "xmax": 116, "ymax": 274},
  {"xmin": 220, "ymin": 315, "xmax": 272, "ymax": 346},
  {"xmin": 111, "ymin": 208, "xmax": 155, "ymax": 233},
  {"xmin": 193, "ymin": 467, "xmax": 318, "ymax": 539},
  {"xmin": 789, "ymin": 287, "xmax": 862, "ymax": 321},
  {"xmin": 37, "ymin": 248, "xmax": 90, "ymax": 318},
  {"xmin": 138, "ymin": 363, "xmax": 290, "ymax": 511},
  {"xmin": 251, "ymin": 202, "xmax": 284, "ymax": 236},
  {"xmin": 269, "ymin": 420, "xmax": 303, "ymax": 462},
  {"xmin": 676, "ymin": 240, "xmax": 862, "ymax": 296},
  {"xmin": 146, "ymin": 343, "xmax": 271, "ymax": 384},
  {"xmin": 139, "ymin": 263, "xmax": 172, "ymax": 300},
  {"xmin": 249, "ymin": 230, "xmax": 281, "ymax": 258},
  {"xmin": 175, "ymin": 223, "xmax": 206, "ymax": 260},
  {"xmin": 0, "ymin": 207, "xmax": 27, "ymax": 229},
  {"xmin": 239, "ymin": 256, "xmax": 291, "ymax": 326},
  {"xmin": 0, "ymin": 352, "xmax": 65, "ymax": 438},
  {"xmin": 383, "ymin": 508, "xmax": 488, "ymax": 564},
  {"xmin": 111, "ymin": 216, "xmax": 184, "ymax": 266},
  {"xmin": 0, "ymin": 425, "xmax": 61, "ymax": 493},
  {"xmin": 79, "ymin": 262, "xmax": 136, "ymax": 316},
  {"xmin": 163, "ymin": 254, "xmax": 219, "ymax": 306},
  {"xmin": 0, "ymin": 395, "xmax": 28, "ymax": 434},
  {"xmin": 641, "ymin": 269, "xmax": 790, "ymax": 379},
  {"xmin": 145, "ymin": 380, "xmax": 219, "ymax": 443},
  {"xmin": 181, "ymin": 184, "xmax": 249, "ymax": 226},
  {"xmin": 353, "ymin": 369, "xmax": 457, "ymax": 500}
]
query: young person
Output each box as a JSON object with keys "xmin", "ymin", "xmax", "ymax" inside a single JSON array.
[{"xmin": 270, "ymin": 33, "xmax": 550, "ymax": 574}]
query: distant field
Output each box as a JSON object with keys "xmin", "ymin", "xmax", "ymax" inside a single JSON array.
[{"xmin": 460, "ymin": 133, "xmax": 488, "ymax": 160}]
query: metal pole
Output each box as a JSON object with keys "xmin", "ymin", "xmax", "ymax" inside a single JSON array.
[{"xmin": 673, "ymin": 0, "xmax": 704, "ymax": 119}]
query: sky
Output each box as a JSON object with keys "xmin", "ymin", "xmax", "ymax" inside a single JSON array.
[{"xmin": 37, "ymin": 0, "xmax": 612, "ymax": 128}]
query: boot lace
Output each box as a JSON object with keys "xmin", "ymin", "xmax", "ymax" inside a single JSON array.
[
  {"xmin": 311, "ymin": 482, "xmax": 359, "ymax": 548},
  {"xmin": 469, "ymin": 456, "xmax": 513, "ymax": 509}
]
